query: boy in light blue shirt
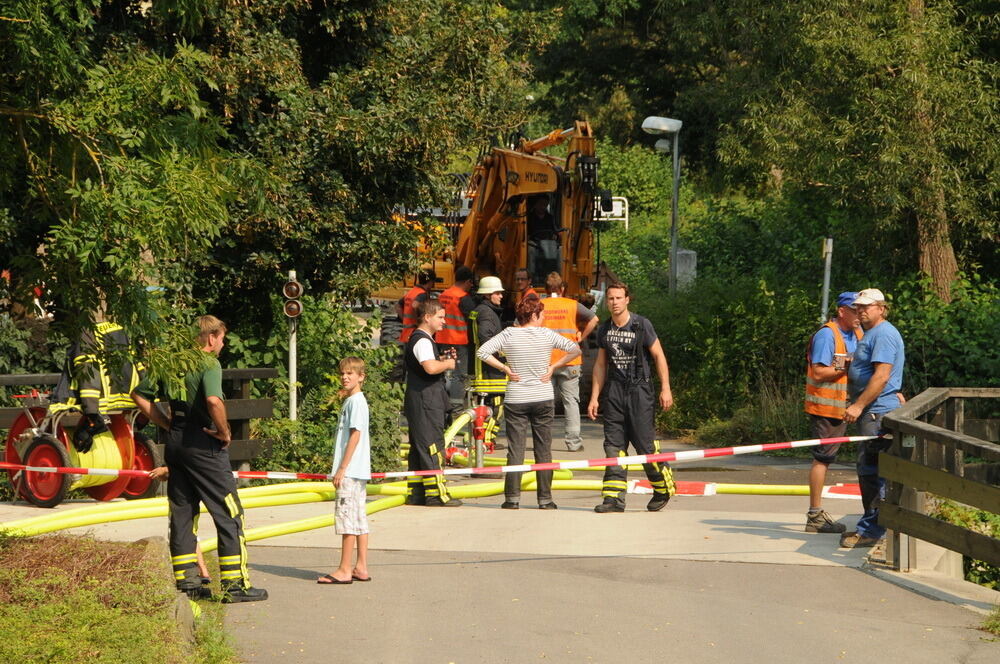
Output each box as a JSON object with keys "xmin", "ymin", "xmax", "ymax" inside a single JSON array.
[{"xmin": 318, "ymin": 357, "xmax": 372, "ymax": 584}]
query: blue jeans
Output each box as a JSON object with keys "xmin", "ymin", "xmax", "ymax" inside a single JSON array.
[{"xmin": 856, "ymin": 412, "xmax": 892, "ymax": 539}]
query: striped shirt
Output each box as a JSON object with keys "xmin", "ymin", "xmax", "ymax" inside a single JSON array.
[{"xmin": 477, "ymin": 327, "xmax": 578, "ymax": 404}]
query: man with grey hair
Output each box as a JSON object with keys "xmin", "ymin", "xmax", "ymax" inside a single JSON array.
[{"xmin": 841, "ymin": 289, "xmax": 905, "ymax": 549}]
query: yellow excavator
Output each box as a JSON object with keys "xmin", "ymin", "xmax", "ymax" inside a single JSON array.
[
  {"xmin": 375, "ymin": 120, "xmax": 610, "ymax": 325},
  {"xmin": 454, "ymin": 120, "xmax": 609, "ymax": 296},
  {"xmin": 375, "ymin": 122, "xmax": 610, "ymax": 430}
]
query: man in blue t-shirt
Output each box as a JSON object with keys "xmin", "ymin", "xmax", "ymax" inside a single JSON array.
[{"xmin": 842, "ymin": 288, "xmax": 905, "ymax": 548}]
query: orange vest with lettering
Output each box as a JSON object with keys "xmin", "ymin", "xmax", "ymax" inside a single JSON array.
[
  {"xmin": 398, "ymin": 286, "xmax": 425, "ymax": 343},
  {"xmin": 437, "ymin": 285, "xmax": 468, "ymax": 345},
  {"xmin": 543, "ymin": 296, "xmax": 582, "ymax": 366},
  {"xmin": 804, "ymin": 321, "xmax": 862, "ymax": 418}
]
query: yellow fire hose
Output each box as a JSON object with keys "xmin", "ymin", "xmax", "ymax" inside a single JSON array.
[
  {"xmin": 67, "ymin": 430, "xmax": 122, "ymax": 490},
  {"xmin": 3, "ymin": 470, "xmax": 821, "ymax": 541},
  {"xmin": 0, "ymin": 481, "xmax": 409, "ymax": 536},
  {"xmin": 451, "ymin": 451, "xmax": 654, "ymax": 472}
]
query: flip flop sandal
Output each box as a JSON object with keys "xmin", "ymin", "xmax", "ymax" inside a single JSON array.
[
  {"xmin": 351, "ymin": 574, "xmax": 372, "ymax": 582},
  {"xmin": 317, "ymin": 574, "xmax": 353, "ymax": 585}
]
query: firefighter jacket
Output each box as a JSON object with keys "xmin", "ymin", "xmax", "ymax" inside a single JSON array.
[
  {"xmin": 804, "ymin": 320, "xmax": 862, "ymax": 419},
  {"xmin": 437, "ymin": 285, "xmax": 470, "ymax": 345},
  {"xmin": 50, "ymin": 322, "xmax": 145, "ymax": 415},
  {"xmin": 468, "ymin": 301, "xmax": 507, "ymax": 390}
]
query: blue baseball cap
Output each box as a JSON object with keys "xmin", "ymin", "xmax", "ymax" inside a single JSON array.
[{"xmin": 837, "ymin": 292, "xmax": 859, "ymax": 307}]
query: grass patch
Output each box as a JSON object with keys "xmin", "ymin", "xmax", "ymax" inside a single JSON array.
[
  {"xmin": 982, "ymin": 605, "xmax": 1000, "ymax": 637},
  {"xmin": 192, "ymin": 552, "xmax": 240, "ymax": 664},
  {"xmin": 0, "ymin": 532, "xmax": 237, "ymax": 663},
  {"xmin": 194, "ymin": 600, "xmax": 240, "ymax": 664}
]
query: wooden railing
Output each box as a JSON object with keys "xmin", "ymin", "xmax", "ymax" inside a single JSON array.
[
  {"xmin": 880, "ymin": 388, "xmax": 1000, "ymax": 572},
  {"xmin": 0, "ymin": 368, "xmax": 278, "ymax": 466}
]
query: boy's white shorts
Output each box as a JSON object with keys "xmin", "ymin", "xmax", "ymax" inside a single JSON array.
[{"xmin": 335, "ymin": 477, "xmax": 370, "ymax": 535}]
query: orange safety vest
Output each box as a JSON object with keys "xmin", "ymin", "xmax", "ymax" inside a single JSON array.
[
  {"xmin": 437, "ymin": 285, "xmax": 469, "ymax": 345},
  {"xmin": 398, "ymin": 286, "xmax": 425, "ymax": 343},
  {"xmin": 542, "ymin": 296, "xmax": 582, "ymax": 366},
  {"xmin": 516, "ymin": 287, "xmax": 538, "ymax": 306},
  {"xmin": 804, "ymin": 320, "xmax": 862, "ymax": 419}
]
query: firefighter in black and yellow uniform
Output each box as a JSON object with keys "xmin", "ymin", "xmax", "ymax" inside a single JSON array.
[
  {"xmin": 49, "ymin": 321, "xmax": 145, "ymax": 451},
  {"xmin": 132, "ymin": 315, "xmax": 267, "ymax": 603},
  {"xmin": 404, "ymin": 299, "xmax": 462, "ymax": 506},
  {"xmin": 468, "ymin": 276, "xmax": 508, "ymax": 447},
  {"xmin": 587, "ymin": 282, "xmax": 676, "ymax": 513}
]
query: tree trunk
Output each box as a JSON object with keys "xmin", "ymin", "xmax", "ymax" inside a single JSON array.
[
  {"xmin": 915, "ymin": 188, "xmax": 958, "ymax": 303},
  {"xmin": 908, "ymin": 0, "xmax": 958, "ymax": 302}
]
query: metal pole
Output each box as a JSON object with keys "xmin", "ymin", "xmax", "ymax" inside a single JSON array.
[
  {"xmin": 288, "ymin": 270, "xmax": 298, "ymax": 421},
  {"xmin": 820, "ymin": 238, "xmax": 833, "ymax": 323},
  {"xmin": 669, "ymin": 132, "xmax": 681, "ymax": 295}
]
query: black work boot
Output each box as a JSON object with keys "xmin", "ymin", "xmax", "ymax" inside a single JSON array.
[
  {"xmin": 426, "ymin": 497, "xmax": 463, "ymax": 507},
  {"xmin": 646, "ymin": 492, "xmax": 671, "ymax": 512},
  {"xmin": 220, "ymin": 583, "xmax": 269, "ymax": 603},
  {"xmin": 594, "ymin": 497, "xmax": 625, "ymax": 513}
]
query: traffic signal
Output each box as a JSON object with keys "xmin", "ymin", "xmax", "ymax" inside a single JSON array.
[{"xmin": 283, "ymin": 277, "xmax": 303, "ymax": 318}]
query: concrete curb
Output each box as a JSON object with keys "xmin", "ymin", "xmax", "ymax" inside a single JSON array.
[
  {"xmin": 135, "ymin": 535, "xmax": 196, "ymax": 644},
  {"xmin": 863, "ymin": 561, "xmax": 1000, "ymax": 616}
]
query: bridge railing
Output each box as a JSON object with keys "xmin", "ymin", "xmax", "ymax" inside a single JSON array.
[
  {"xmin": 0, "ymin": 368, "xmax": 278, "ymax": 467},
  {"xmin": 881, "ymin": 387, "xmax": 1000, "ymax": 572}
]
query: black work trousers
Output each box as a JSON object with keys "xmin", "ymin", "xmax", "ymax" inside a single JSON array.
[
  {"xmin": 166, "ymin": 425, "xmax": 249, "ymax": 590},
  {"xmin": 503, "ymin": 400, "xmax": 555, "ymax": 505},
  {"xmin": 404, "ymin": 384, "xmax": 453, "ymax": 504},
  {"xmin": 600, "ymin": 381, "xmax": 675, "ymax": 502}
]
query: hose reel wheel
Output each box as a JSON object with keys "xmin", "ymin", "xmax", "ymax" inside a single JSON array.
[
  {"xmin": 19, "ymin": 436, "xmax": 71, "ymax": 508},
  {"xmin": 121, "ymin": 433, "xmax": 164, "ymax": 500}
]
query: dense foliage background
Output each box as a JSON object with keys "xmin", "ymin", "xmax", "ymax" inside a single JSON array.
[
  {"xmin": 2, "ymin": 1, "xmax": 998, "ymax": 477},
  {"xmin": 1, "ymin": 0, "xmax": 548, "ymax": 468}
]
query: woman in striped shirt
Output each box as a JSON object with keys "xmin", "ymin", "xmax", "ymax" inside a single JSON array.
[{"xmin": 476, "ymin": 295, "xmax": 581, "ymax": 509}]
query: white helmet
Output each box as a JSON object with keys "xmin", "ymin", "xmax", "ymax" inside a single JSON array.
[{"xmin": 476, "ymin": 276, "xmax": 505, "ymax": 294}]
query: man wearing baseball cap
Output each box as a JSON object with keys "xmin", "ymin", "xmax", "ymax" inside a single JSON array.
[
  {"xmin": 841, "ymin": 288, "xmax": 905, "ymax": 549},
  {"xmin": 803, "ymin": 291, "xmax": 862, "ymax": 534}
]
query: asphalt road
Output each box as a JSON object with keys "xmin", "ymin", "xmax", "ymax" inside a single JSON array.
[
  {"xmin": 220, "ymin": 422, "xmax": 997, "ymax": 663},
  {"xmin": 227, "ymin": 546, "xmax": 998, "ymax": 664}
]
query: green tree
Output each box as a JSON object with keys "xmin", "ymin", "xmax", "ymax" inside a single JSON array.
[
  {"xmin": 1, "ymin": 1, "xmax": 548, "ymax": 372},
  {"xmin": 706, "ymin": 0, "xmax": 1000, "ymax": 301},
  {"xmin": 527, "ymin": 0, "xmax": 1000, "ymax": 299}
]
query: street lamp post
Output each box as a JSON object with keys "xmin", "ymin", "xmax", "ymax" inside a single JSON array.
[{"xmin": 642, "ymin": 116, "xmax": 682, "ymax": 295}]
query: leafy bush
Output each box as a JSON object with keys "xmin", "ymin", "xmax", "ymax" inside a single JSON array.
[
  {"xmin": 634, "ymin": 275, "xmax": 816, "ymax": 431},
  {"xmin": 241, "ymin": 294, "xmax": 404, "ymax": 475},
  {"xmin": 596, "ymin": 139, "xmax": 672, "ymax": 216},
  {"xmin": 929, "ymin": 499, "xmax": 1000, "ymax": 589},
  {"xmin": 0, "ymin": 317, "xmax": 69, "ymax": 401},
  {"xmin": 891, "ymin": 274, "xmax": 1000, "ymax": 394},
  {"xmin": 600, "ymin": 178, "xmax": 1000, "ymax": 445},
  {"xmin": 688, "ymin": 383, "xmax": 811, "ymax": 449}
]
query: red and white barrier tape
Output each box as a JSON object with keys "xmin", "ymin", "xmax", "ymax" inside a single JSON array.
[{"xmin": 0, "ymin": 435, "xmax": 878, "ymax": 482}]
